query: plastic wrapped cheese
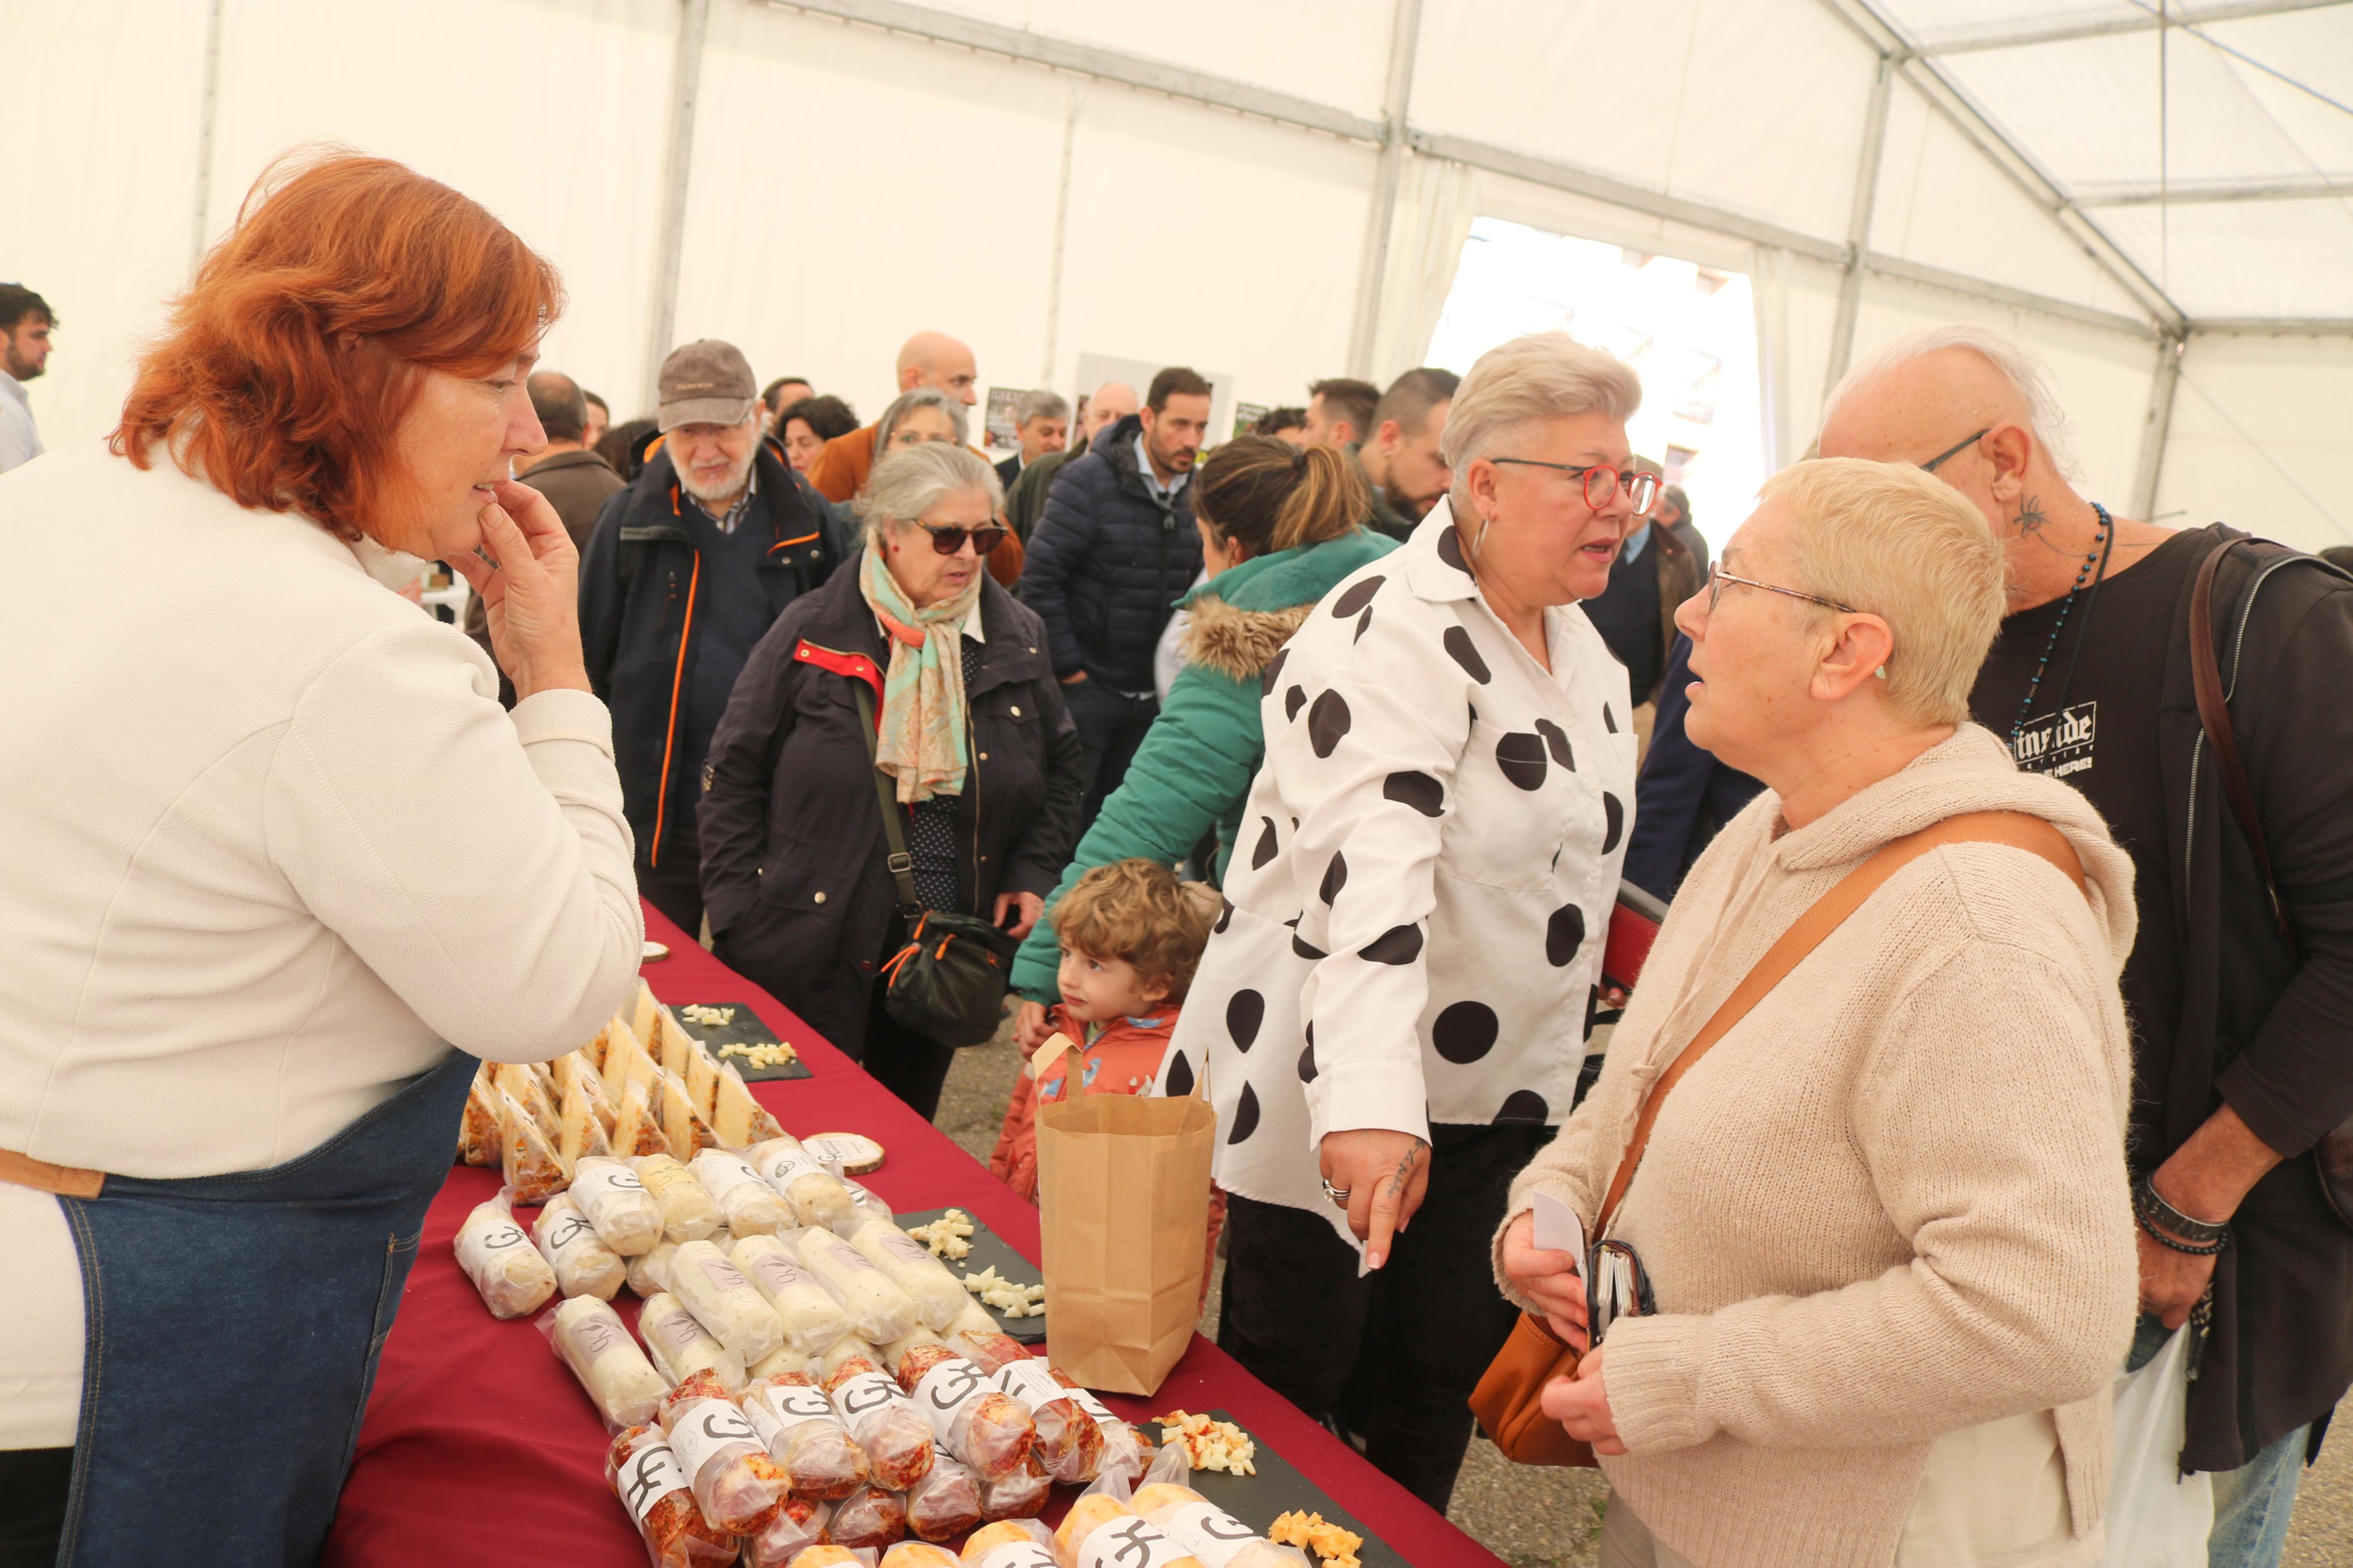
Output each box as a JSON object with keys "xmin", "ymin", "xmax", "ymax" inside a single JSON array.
[
  {"xmin": 741, "ymin": 1497, "xmax": 832, "ymax": 1568},
  {"xmin": 534, "ymin": 1190, "xmax": 628, "ymax": 1300},
  {"xmin": 633, "ymin": 1154, "xmax": 723, "ymax": 1244},
  {"xmin": 1131, "ymin": 1484, "xmax": 1310, "ymax": 1568},
  {"xmin": 985, "ymin": 1356, "xmax": 1104, "ymax": 1485},
  {"xmin": 821, "ymin": 1341, "xmax": 938, "ymax": 1492},
  {"xmin": 977, "ymin": 1457, "xmax": 1050, "ymax": 1524},
  {"xmin": 731, "ymin": 1232, "xmax": 856, "ymax": 1356},
  {"xmin": 1052, "ymin": 1368, "xmax": 1153, "ymax": 1485},
  {"xmin": 691, "ymin": 1149, "xmax": 792, "ymax": 1237},
  {"xmin": 782, "ymin": 1549, "xmax": 865, "ymax": 1568},
  {"xmin": 824, "ymin": 1486, "xmax": 908, "ymax": 1552},
  {"xmin": 750, "ymin": 1136, "xmax": 860, "ymax": 1233},
  {"xmin": 544, "ymin": 1296, "xmax": 668, "ymax": 1431},
  {"xmin": 892, "ymin": 1339, "xmax": 1036, "ymax": 1484},
  {"xmin": 792, "ymin": 1226, "xmax": 920, "ymax": 1346},
  {"xmin": 1056, "ymin": 1494, "xmax": 1205, "ymax": 1568},
  {"xmin": 605, "ymin": 1423, "xmax": 739, "ymax": 1568},
  {"xmin": 904, "ymin": 1453, "xmax": 983, "ymax": 1541},
  {"xmin": 883, "ymin": 1544, "xmax": 961, "ymax": 1568},
  {"xmin": 740, "ymin": 1373, "xmax": 872, "ymax": 1501},
  {"xmin": 658, "ymin": 1373, "xmax": 790, "ymax": 1535},
  {"xmin": 961, "ymin": 1519, "xmax": 1059, "ymax": 1566},
  {"xmin": 668, "ymin": 1239, "xmax": 787, "ymax": 1366},
  {"xmin": 946, "ymin": 1302, "xmax": 1029, "ymax": 1374},
  {"xmin": 638, "ymin": 1292, "xmax": 746, "ymax": 1391},
  {"xmin": 454, "ymin": 1190, "xmax": 557, "ymax": 1320},
  {"xmin": 571, "ymin": 1155, "xmax": 665, "ymax": 1257},
  {"xmin": 629, "ymin": 1240, "xmax": 680, "ymax": 1299},
  {"xmin": 846, "ymin": 1218, "xmax": 968, "ymax": 1332}
]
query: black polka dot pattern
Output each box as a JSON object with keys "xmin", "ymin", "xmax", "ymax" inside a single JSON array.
[
  {"xmin": 1318, "ymin": 852, "xmax": 1347, "ymax": 904},
  {"xmin": 1383, "ymin": 771, "xmax": 1444, "ymax": 817},
  {"xmin": 1252, "ymin": 817, "xmax": 1279, "ymax": 869},
  {"xmin": 1308, "ymin": 691, "xmax": 1351, "ymax": 758},
  {"xmin": 1227, "ymin": 1082, "xmax": 1261, "ymax": 1144},
  {"xmin": 1297, "ymin": 1042, "xmax": 1318, "ymax": 1082},
  {"xmin": 1602, "ymin": 792, "xmax": 1625, "ymax": 855},
  {"xmin": 1354, "ymin": 606, "xmax": 1375, "ymax": 642},
  {"xmin": 1535, "ymin": 718, "xmax": 1573, "ymax": 769},
  {"xmin": 1495, "ymin": 732, "xmax": 1548, "ymax": 790},
  {"xmin": 1436, "ymin": 527, "xmax": 1471, "ymax": 574},
  {"xmin": 1493, "ymin": 1089, "xmax": 1549, "ymax": 1125},
  {"xmin": 1361, "ymin": 925, "xmax": 1423, "ymax": 965},
  {"xmin": 1331, "ymin": 577, "xmax": 1383, "ymax": 618},
  {"xmin": 1432, "ymin": 1001, "xmax": 1500, "ymax": 1064},
  {"xmin": 1284, "ymin": 685, "xmax": 1307, "ymax": 722},
  {"xmin": 1443, "ymin": 625, "xmax": 1491, "ymax": 683},
  {"xmin": 1546, "ymin": 902, "xmax": 1586, "ymax": 966},
  {"xmin": 1290, "ymin": 931, "xmax": 1325, "ymax": 961},
  {"xmin": 1213, "ymin": 898, "xmax": 1234, "ymax": 934},
  {"xmin": 1226, "ymin": 990, "xmax": 1264, "ymax": 1051},
  {"xmin": 1261, "ymin": 647, "xmax": 1289, "ymax": 696},
  {"xmin": 1164, "ymin": 1052, "xmax": 1195, "ymax": 1097}
]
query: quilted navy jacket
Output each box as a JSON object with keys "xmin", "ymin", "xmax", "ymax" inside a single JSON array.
[{"xmin": 1020, "ymin": 414, "xmax": 1202, "ymax": 692}]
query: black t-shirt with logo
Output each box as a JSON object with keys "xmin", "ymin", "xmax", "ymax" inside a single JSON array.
[{"xmin": 1968, "ymin": 527, "xmax": 2208, "ymax": 1160}]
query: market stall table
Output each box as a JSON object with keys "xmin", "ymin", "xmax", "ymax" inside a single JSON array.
[{"xmin": 323, "ymin": 903, "xmax": 1504, "ymax": 1568}]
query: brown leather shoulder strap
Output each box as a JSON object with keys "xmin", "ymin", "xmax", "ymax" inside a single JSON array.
[
  {"xmin": 1592, "ymin": 810, "xmax": 2084, "ymax": 1239},
  {"xmin": 2189, "ymin": 539, "xmax": 2296, "ymax": 955}
]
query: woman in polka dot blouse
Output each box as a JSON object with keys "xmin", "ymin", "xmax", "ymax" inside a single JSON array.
[{"xmin": 1160, "ymin": 333, "xmax": 1645, "ymax": 1510}]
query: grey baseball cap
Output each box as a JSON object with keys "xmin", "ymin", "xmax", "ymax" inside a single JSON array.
[{"xmin": 656, "ymin": 339, "xmax": 757, "ymax": 431}]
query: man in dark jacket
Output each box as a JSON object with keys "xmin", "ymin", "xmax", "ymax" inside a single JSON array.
[
  {"xmin": 1824, "ymin": 325, "xmax": 2353, "ymax": 1568},
  {"xmin": 1022, "ymin": 366, "xmax": 1211, "ymax": 825},
  {"xmin": 469, "ymin": 371, "xmax": 623, "ymax": 666},
  {"xmin": 579, "ymin": 339, "xmax": 844, "ymax": 934}
]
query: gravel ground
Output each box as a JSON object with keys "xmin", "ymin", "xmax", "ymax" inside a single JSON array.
[{"xmin": 932, "ymin": 1024, "xmax": 2353, "ymax": 1565}]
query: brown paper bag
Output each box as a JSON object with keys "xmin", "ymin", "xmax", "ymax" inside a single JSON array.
[{"xmin": 1034, "ymin": 1058, "xmax": 1215, "ymax": 1396}]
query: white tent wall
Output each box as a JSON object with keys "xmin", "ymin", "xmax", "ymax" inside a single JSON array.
[{"xmin": 2159, "ymin": 333, "xmax": 2353, "ymax": 554}]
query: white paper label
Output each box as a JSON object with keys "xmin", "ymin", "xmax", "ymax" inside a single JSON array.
[
  {"xmin": 698, "ymin": 1254, "xmax": 751, "ymax": 1295},
  {"xmin": 744, "ymin": 1382, "xmax": 839, "ymax": 1449},
  {"xmin": 988, "ymin": 1358, "xmax": 1066, "ymax": 1411},
  {"xmin": 755, "ymin": 1144, "xmax": 824, "ymax": 1190},
  {"xmin": 459, "ymin": 1218, "xmax": 531, "ymax": 1263},
  {"xmin": 573, "ymin": 1161, "xmax": 648, "ymax": 1200},
  {"xmin": 825, "ymin": 1239, "xmax": 877, "ymax": 1274},
  {"xmin": 650, "ymin": 1306, "xmax": 711, "ymax": 1353},
  {"xmin": 668, "ymin": 1396, "xmax": 760, "ymax": 1479},
  {"xmin": 878, "ymin": 1231, "xmax": 935, "ymax": 1268},
  {"xmin": 565, "ymin": 1310, "xmax": 627, "ymax": 1362},
  {"xmin": 979, "ymin": 1544, "xmax": 1060, "ymax": 1568},
  {"xmin": 744, "ymin": 1248, "xmax": 814, "ymax": 1297},
  {"xmin": 1159, "ymin": 1501, "xmax": 1261, "ymax": 1566},
  {"xmin": 616, "ymin": 1441, "xmax": 691, "ymax": 1525},
  {"xmin": 693, "ymin": 1151, "xmax": 765, "ymax": 1201},
  {"xmin": 828, "ymin": 1369, "xmax": 908, "ymax": 1423},
  {"xmin": 1077, "ymin": 1516, "xmax": 1195, "ymax": 1568},
  {"xmin": 543, "ymin": 1211, "xmax": 601, "ymax": 1263},
  {"xmin": 911, "ymin": 1354, "xmax": 993, "ymax": 1443}
]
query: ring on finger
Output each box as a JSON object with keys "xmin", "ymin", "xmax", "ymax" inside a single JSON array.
[{"xmin": 1320, "ymin": 1178, "xmax": 1351, "ymax": 1205}]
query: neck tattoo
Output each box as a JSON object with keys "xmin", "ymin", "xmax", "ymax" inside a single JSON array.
[{"xmin": 2008, "ymin": 502, "xmax": 2114, "ymax": 749}]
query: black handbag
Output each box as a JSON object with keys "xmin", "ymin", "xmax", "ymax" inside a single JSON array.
[{"xmin": 853, "ymin": 685, "xmax": 1017, "ymax": 1049}]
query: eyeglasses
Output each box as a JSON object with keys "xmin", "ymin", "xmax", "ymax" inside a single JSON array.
[
  {"xmin": 1921, "ymin": 428, "xmax": 1989, "ymax": 473},
  {"xmin": 1707, "ymin": 562, "xmax": 1856, "ymax": 616},
  {"xmin": 918, "ymin": 522, "xmax": 1008, "ymax": 557},
  {"xmin": 1490, "ymin": 457, "xmax": 1660, "ymax": 515}
]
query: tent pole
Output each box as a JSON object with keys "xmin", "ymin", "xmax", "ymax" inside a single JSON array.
[
  {"xmin": 189, "ymin": 0, "xmax": 226, "ymax": 273},
  {"xmin": 2131, "ymin": 333, "xmax": 2186, "ymax": 521},
  {"xmin": 1824, "ymin": 54, "xmax": 1896, "ymax": 397},
  {"xmin": 1348, "ymin": 0, "xmax": 1424, "ymax": 380},
  {"xmin": 646, "ymin": 0, "xmax": 712, "ymax": 407}
]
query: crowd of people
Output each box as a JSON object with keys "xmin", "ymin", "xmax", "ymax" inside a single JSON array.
[{"xmin": 5, "ymin": 149, "xmax": 2353, "ymax": 1568}]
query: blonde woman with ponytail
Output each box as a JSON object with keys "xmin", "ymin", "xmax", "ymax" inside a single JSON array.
[{"xmin": 1008, "ymin": 435, "xmax": 1389, "ymax": 1039}]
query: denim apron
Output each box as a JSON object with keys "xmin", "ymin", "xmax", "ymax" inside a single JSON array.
[{"xmin": 49, "ymin": 1046, "xmax": 477, "ymax": 1567}]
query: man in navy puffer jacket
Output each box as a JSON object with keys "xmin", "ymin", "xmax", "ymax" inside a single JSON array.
[{"xmin": 1022, "ymin": 365, "xmax": 1211, "ymax": 825}]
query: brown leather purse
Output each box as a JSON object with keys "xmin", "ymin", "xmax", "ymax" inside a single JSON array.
[{"xmin": 1470, "ymin": 810, "xmax": 2085, "ymax": 1466}]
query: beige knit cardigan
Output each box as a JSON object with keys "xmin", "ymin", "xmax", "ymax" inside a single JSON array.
[{"xmin": 1492, "ymin": 725, "xmax": 2141, "ymax": 1568}]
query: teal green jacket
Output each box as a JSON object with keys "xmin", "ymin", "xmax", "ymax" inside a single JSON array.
[{"xmin": 1011, "ymin": 527, "xmax": 1399, "ymax": 1001}]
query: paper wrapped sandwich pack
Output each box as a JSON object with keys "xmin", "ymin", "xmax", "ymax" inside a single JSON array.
[
  {"xmin": 457, "ymin": 1070, "xmax": 501, "ymax": 1166},
  {"xmin": 544, "ymin": 1296, "xmax": 667, "ymax": 1431},
  {"xmin": 714, "ymin": 1062, "xmax": 789, "ymax": 1150}
]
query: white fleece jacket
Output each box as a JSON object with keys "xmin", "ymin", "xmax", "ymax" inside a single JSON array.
[
  {"xmin": 0, "ymin": 442, "xmax": 643, "ymax": 1446},
  {"xmin": 1494, "ymin": 724, "xmax": 2141, "ymax": 1568}
]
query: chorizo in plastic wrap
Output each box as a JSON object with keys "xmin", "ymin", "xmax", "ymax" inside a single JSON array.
[
  {"xmin": 903, "ymin": 1453, "xmax": 982, "ymax": 1542},
  {"xmin": 985, "ymin": 1356, "xmax": 1103, "ymax": 1485},
  {"xmin": 976, "ymin": 1455, "xmax": 1050, "ymax": 1524},
  {"xmin": 662, "ymin": 1384, "xmax": 792, "ymax": 1534},
  {"xmin": 605, "ymin": 1423, "xmax": 740, "ymax": 1568},
  {"xmin": 740, "ymin": 1496, "xmax": 831, "ymax": 1568},
  {"xmin": 741, "ymin": 1374, "xmax": 872, "ymax": 1501},
  {"xmin": 945, "ymin": 1302, "xmax": 1029, "ymax": 1374},
  {"xmin": 898, "ymin": 1346, "xmax": 1036, "ymax": 1484},
  {"xmin": 825, "ymin": 1484, "xmax": 909, "ymax": 1552}
]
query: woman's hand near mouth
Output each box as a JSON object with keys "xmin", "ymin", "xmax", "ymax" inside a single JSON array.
[{"xmin": 446, "ymin": 478, "xmax": 591, "ymax": 699}]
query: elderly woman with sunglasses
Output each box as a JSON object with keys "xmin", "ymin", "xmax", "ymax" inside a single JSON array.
[
  {"xmin": 862, "ymin": 386, "xmax": 1025, "ymax": 586},
  {"xmin": 699, "ymin": 443, "xmax": 1081, "ymax": 1118},
  {"xmin": 1495, "ymin": 459, "xmax": 2140, "ymax": 1568}
]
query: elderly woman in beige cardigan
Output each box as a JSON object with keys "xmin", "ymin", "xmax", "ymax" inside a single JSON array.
[{"xmin": 1496, "ymin": 458, "xmax": 2140, "ymax": 1568}]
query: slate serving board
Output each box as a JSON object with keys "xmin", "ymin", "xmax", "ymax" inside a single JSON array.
[
  {"xmin": 897, "ymin": 1206, "xmax": 1047, "ymax": 1345},
  {"xmin": 1176, "ymin": 1407, "xmax": 1407, "ymax": 1568},
  {"xmin": 669, "ymin": 1001, "xmax": 813, "ymax": 1081}
]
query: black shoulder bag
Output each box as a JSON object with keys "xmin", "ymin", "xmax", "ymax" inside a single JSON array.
[
  {"xmin": 2188, "ymin": 539, "xmax": 2353, "ymax": 1225},
  {"xmin": 852, "ymin": 684, "xmax": 1018, "ymax": 1049}
]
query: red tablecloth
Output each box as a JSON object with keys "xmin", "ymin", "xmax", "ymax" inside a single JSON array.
[{"xmin": 323, "ymin": 904, "xmax": 1502, "ymax": 1567}]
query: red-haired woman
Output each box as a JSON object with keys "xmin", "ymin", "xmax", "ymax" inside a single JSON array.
[{"xmin": 0, "ymin": 153, "xmax": 642, "ymax": 1564}]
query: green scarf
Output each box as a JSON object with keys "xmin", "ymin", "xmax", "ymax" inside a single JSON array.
[{"xmin": 858, "ymin": 539, "xmax": 983, "ymax": 803}]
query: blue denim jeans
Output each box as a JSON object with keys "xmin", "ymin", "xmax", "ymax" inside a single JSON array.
[{"xmin": 2125, "ymin": 1314, "xmax": 2308, "ymax": 1568}]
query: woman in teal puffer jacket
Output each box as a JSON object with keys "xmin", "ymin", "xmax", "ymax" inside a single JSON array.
[{"xmin": 1011, "ymin": 437, "xmax": 1394, "ymax": 1041}]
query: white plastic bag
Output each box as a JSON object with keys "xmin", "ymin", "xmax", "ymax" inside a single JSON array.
[{"xmin": 2097, "ymin": 1327, "xmax": 2215, "ymax": 1568}]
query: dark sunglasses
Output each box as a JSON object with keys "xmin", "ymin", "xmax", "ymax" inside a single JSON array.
[{"xmin": 917, "ymin": 522, "xmax": 1008, "ymax": 557}]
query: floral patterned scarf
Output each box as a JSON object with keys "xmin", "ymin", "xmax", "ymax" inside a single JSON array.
[{"xmin": 858, "ymin": 538, "xmax": 983, "ymax": 803}]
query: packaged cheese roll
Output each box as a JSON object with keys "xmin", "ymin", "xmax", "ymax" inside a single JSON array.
[
  {"xmin": 821, "ymin": 1340, "xmax": 938, "ymax": 1491},
  {"xmin": 534, "ymin": 1190, "xmax": 629, "ymax": 1300},
  {"xmin": 605, "ymin": 1424, "xmax": 739, "ymax": 1568},
  {"xmin": 825, "ymin": 1485, "xmax": 908, "ymax": 1551},
  {"xmin": 454, "ymin": 1190, "xmax": 557, "ymax": 1319},
  {"xmin": 544, "ymin": 1296, "xmax": 668, "ymax": 1431},
  {"xmin": 792, "ymin": 1226, "xmax": 920, "ymax": 1345},
  {"xmin": 846, "ymin": 1218, "xmax": 967, "ymax": 1331},
  {"xmin": 842, "ymin": 1178, "xmax": 895, "ymax": 1226},
  {"xmin": 890, "ymin": 1338, "xmax": 1036, "ymax": 1484},
  {"xmin": 499, "ymin": 1087, "xmax": 569, "ymax": 1204},
  {"xmin": 639, "ymin": 1292, "xmax": 746, "ymax": 1391},
  {"xmin": 634, "ymin": 1153, "xmax": 723, "ymax": 1244},
  {"xmin": 750, "ymin": 1135, "xmax": 859, "ymax": 1233},
  {"xmin": 659, "ymin": 1370, "xmax": 791, "ymax": 1534},
  {"xmin": 1133, "ymin": 1484, "xmax": 1309, "ymax": 1568},
  {"xmin": 572, "ymin": 1155, "xmax": 665, "ymax": 1256},
  {"xmin": 740, "ymin": 1374, "xmax": 871, "ymax": 1500},
  {"xmin": 668, "ymin": 1239, "xmax": 787, "ymax": 1366},
  {"xmin": 629, "ymin": 1240, "xmax": 680, "ymax": 1299},
  {"xmin": 985, "ymin": 1356, "xmax": 1103, "ymax": 1485},
  {"xmin": 883, "ymin": 1545, "xmax": 961, "ymax": 1568},
  {"xmin": 732, "ymin": 1233, "xmax": 855, "ymax": 1356},
  {"xmin": 1056, "ymin": 1495, "xmax": 1205, "ymax": 1568},
  {"xmin": 961, "ymin": 1520, "xmax": 1057, "ymax": 1566},
  {"xmin": 693, "ymin": 1149, "xmax": 792, "ymax": 1237},
  {"xmin": 946, "ymin": 1302, "xmax": 1028, "ymax": 1374},
  {"xmin": 904, "ymin": 1453, "xmax": 983, "ymax": 1541},
  {"xmin": 747, "ymin": 1344, "xmax": 809, "ymax": 1383},
  {"xmin": 782, "ymin": 1549, "xmax": 868, "ymax": 1568},
  {"xmin": 977, "ymin": 1455, "xmax": 1050, "ymax": 1523},
  {"xmin": 742, "ymin": 1497, "xmax": 831, "ymax": 1568}
]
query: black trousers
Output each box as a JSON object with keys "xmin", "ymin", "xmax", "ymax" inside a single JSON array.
[
  {"xmin": 0, "ymin": 1446, "xmax": 70, "ymax": 1568},
  {"xmin": 1217, "ymin": 1122, "xmax": 1546, "ymax": 1514},
  {"xmin": 856, "ymin": 969, "xmax": 959, "ymax": 1123},
  {"xmin": 637, "ymin": 842, "xmax": 703, "ymax": 938},
  {"xmin": 1061, "ymin": 680, "xmax": 1158, "ymax": 831}
]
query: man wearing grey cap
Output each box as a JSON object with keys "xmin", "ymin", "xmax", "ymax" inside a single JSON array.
[{"xmin": 580, "ymin": 339, "xmax": 846, "ymax": 933}]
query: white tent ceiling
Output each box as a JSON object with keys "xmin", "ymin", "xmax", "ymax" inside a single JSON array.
[{"xmin": 12, "ymin": 0, "xmax": 2351, "ymax": 549}]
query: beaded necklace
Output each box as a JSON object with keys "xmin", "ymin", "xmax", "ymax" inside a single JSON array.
[{"xmin": 2008, "ymin": 502, "xmax": 2116, "ymax": 749}]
